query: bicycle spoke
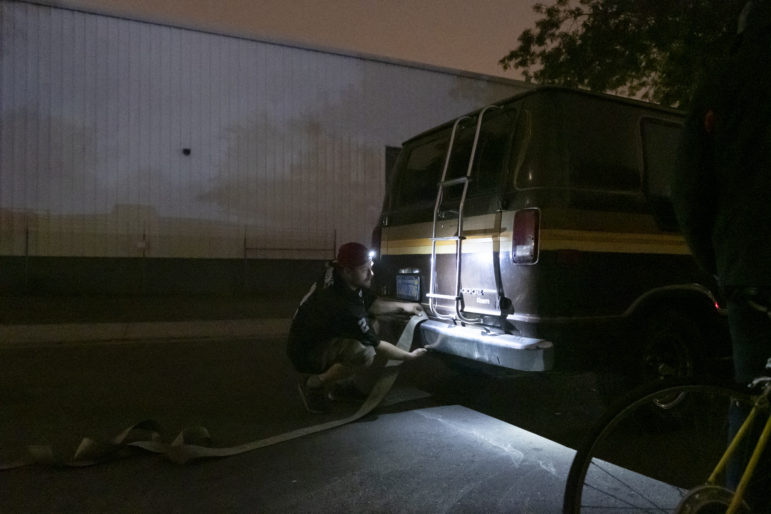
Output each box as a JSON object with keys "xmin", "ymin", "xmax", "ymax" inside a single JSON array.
[{"xmin": 584, "ymin": 459, "xmax": 680, "ymax": 512}]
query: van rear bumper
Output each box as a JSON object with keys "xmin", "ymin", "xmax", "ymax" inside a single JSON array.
[{"xmin": 419, "ymin": 319, "xmax": 554, "ymax": 372}]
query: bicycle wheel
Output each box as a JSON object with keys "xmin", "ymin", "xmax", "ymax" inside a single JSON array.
[{"xmin": 564, "ymin": 378, "xmax": 755, "ymax": 513}]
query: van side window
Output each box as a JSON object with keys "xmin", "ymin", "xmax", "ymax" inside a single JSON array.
[
  {"xmin": 641, "ymin": 118, "xmax": 680, "ymax": 198},
  {"xmin": 642, "ymin": 118, "xmax": 682, "ymax": 231},
  {"xmin": 563, "ymin": 96, "xmax": 641, "ymax": 191},
  {"xmin": 385, "ymin": 146, "xmax": 401, "ymax": 183}
]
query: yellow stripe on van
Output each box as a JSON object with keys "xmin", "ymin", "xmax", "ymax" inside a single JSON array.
[
  {"xmin": 539, "ymin": 229, "xmax": 690, "ymax": 255},
  {"xmin": 382, "ymin": 229, "xmax": 690, "ymax": 256},
  {"xmin": 383, "ymin": 235, "xmax": 502, "ymax": 255}
]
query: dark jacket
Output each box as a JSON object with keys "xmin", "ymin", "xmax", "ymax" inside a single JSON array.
[
  {"xmin": 673, "ymin": 26, "xmax": 771, "ymax": 287},
  {"xmin": 287, "ymin": 264, "xmax": 380, "ymax": 373}
]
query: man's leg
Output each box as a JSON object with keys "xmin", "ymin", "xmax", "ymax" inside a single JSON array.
[
  {"xmin": 313, "ymin": 362, "xmax": 357, "ymax": 387},
  {"xmin": 297, "ymin": 376, "xmax": 329, "ymax": 414},
  {"xmin": 299, "ymin": 339, "xmax": 375, "ymax": 412}
]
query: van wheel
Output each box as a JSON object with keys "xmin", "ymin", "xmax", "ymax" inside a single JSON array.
[
  {"xmin": 637, "ymin": 310, "xmax": 700, "ymax": 384},
  {"xmin": 596, "ymin": 311, "xmax": 702, "ymax": 406}
]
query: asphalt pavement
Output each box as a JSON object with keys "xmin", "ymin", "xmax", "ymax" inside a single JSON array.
[{"xmin": 0, "ymin": 294, "xmax": 604, "ymax": 513}]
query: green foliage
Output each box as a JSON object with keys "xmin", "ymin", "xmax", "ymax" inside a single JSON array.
[{"xmin": 500, "ymin": 0, "xmax": 747, "ymax": 108}]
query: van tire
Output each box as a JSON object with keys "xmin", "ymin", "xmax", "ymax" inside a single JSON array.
[
  {"xmin": 635, "ymin": 309, "xmax": 701, "ymax": 384},
  {"xmin": 597, "ymin": 309, "xmax": 718, "ymax": 405}
]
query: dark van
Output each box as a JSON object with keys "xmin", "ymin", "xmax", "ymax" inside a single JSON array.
[{"xmin": 373, "ymin": 87, "xmax": 729, "ymax": 383}]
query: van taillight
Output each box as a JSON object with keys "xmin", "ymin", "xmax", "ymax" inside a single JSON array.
[{"xmin": 512, "ymin": 208, "xmax": 539, "ymax": 264}]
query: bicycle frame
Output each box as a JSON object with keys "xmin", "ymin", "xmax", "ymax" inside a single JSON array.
[{"xmin": 707, "ymin": 380, "xmax": 771, "ymax": 514}]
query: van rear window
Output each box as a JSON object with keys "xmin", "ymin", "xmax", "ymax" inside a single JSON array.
[
  {"xmin": 392, "ymin": 108, "xmax": 516, "ymax": 211},
  {"xmin": 392, "ymin": 131, "xmax": 450, "ymax": 209}
]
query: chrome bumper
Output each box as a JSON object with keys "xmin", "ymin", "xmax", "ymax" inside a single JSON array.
[{"xmin": 419, "ymin": 319, "xmax": 554, "ymax": 372}]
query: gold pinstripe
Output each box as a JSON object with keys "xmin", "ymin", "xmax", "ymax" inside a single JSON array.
[{"xmin": 381, "ymin": 226, "xmax": 690, "ymax": 256}]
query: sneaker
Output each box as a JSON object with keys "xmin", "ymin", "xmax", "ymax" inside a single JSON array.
[
  {"xmin": 297, "ymin": 379, "xmax": 327, "ymax": 414},
  {"xmin": 328, "ymin": 381, "xmax": 368, "ymax": 402}
]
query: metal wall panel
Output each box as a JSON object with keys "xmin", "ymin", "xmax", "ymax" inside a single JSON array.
[{"xmin": 0, "ymin": 1, "xmax": 527, "ymax": 260}]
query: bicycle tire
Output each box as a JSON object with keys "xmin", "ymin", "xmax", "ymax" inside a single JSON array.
[{"xmin": 563, "ymin": 377, "xmax": 755, "ymax": 513}]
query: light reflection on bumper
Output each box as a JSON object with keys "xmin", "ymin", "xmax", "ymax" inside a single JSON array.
[{"xmin": 419, "ymin": 319, "xmax": 554, "ymax": 372}]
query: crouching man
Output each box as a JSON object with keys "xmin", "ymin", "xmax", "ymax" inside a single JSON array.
[{"xmin": 287, "ymin": 242, "xmax": 426, "ymax": 413}]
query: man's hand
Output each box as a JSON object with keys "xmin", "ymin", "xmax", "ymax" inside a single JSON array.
[
  {"xmin": 401, "ymin": 303, "xmax": 424, "ymax": 316},
  {"xmin": 375, "ymin": 341, "xmax": 428, "ymax": 361},
  {"xmin": 406, "ymin": 347, "xmax": 428, "ymax": 360}
]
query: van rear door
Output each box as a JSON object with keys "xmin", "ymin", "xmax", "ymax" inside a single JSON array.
[{"xmin": 428, "ymin": 104, "xmax": 521, "ymax": 320}]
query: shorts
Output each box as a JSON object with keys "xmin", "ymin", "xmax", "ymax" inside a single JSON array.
[
  {"xmin": 319, "ymin": 337, "xmax": 376, "ymax": 371},
  {"xmin": 288, "ymin": 335, "xmax": 376, "ymax": 374}
]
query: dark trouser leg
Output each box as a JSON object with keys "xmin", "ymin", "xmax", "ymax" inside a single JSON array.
[{"xmin": 726, "ymin": 294, "xmax": 771, "ymax": 510}]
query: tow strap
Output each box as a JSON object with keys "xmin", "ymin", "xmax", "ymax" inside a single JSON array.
[{"xmin": 1, "ymin": 314, "xmax": 426, "ymax": 469}]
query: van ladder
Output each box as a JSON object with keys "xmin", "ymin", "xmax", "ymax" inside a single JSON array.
[{"xmin": 427, "ymin": 105, "xmax": 500, "ymax": 321}]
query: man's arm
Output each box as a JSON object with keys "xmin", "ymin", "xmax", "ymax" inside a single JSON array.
[
  {"xmin": 368, "ymin": 298, "xmax": 423, "ymax": 316},
  {"xmin": 374, "ymin": 340, "xmax": 427, "ymax": 361}
]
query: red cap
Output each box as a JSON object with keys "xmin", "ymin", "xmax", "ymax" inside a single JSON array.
[{"xmin": 336, "ymin": 242, "xmax": 370, "ymax": 268}]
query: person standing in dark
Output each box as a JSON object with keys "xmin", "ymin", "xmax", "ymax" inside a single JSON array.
[
  {"xmin": 675, "ymin": 0, "xmax": 771, "ymax": 385},
  {"xmin": 287, "ymin": 242, "xmax": 425, "ymax": 413},
  {"xmin": 672, "ymin": 0, "xmax": 771, "ymax": 507}
]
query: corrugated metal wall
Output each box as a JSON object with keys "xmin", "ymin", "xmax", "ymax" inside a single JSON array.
[{"xmin": 1, "ymin": 1, "xmax": 527, "ymax": 261}]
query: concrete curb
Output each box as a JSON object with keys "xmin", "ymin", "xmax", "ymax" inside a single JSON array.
[{"xmin": 0, "ymin": 318, "xmax": 291, "ymax": 347}]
